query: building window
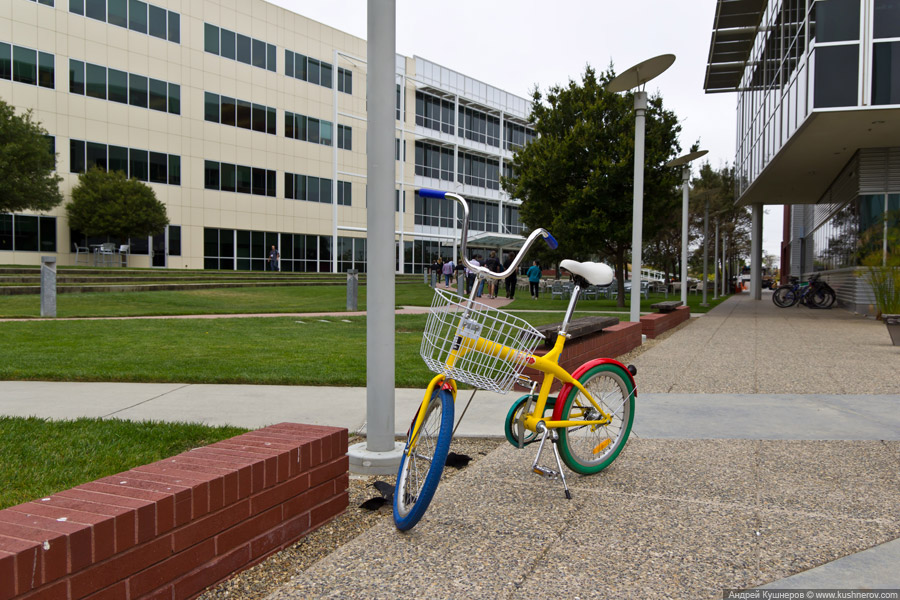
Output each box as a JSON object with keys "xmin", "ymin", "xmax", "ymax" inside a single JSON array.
[
  {"xmin": 205, "ymin": 23, "xmax": 276, "ymax": 72},
  {"xmin": 872, "ymin": 41, "xmax": 900, "ymax": 106},
  {"xmin": 205, "ymin": 160, "xmax": 275, "ymax": 196},
  {"xmin": 337, "ymin": 125, "xmax": 352, "ymax": 150},
  {"xmin": 813, "ymin": 0, "xmax": 860, "ymax": 43},
  {"xmin": 68, "ymin": 59, "xmax": 179, "ymax": 114},
  {"xmin": 337, "ymin": 67, "xmax": 352, "ymax": 94},
  {"xmin": 457, "ymin": 105, "xmax": 500, "ymax": 147},
  {"xmin": 0, "ymin": 214, "xmax": 56, "ymax": 252},
  {"xmin": 337, "ymin": 181, "xmax": 351, "ymax": 206},
  {"xmin": 203, "ymin": 229, "xmax": 342, "ymax": 273},
  {"xmin": 4, "ymin": 44, "xmax": 54, "ymax": 89},
  {"xmin": 285, "ymin": 110, "xmax": 333, "ymax": 147},
  {"xmin": 415, "ymin": 91, "xmax": 454, "ymax": 134},
  {"xmin": 69, "ymin": 139, "xmax": 179, "ymax": 185},
  {"xmin": 284, "ymin": 49, "xmax": 334, "ymax": 91},
  {"xmin": 504, "ymin": 121, "xmax": 535, "ymax": 150},
  {"xmin": 69, "ymin": 0, "xmax": 179, "ymax": 42},
  {"xmin": 458, "ymin": 151, "xmax": 500, "ymax": 190},
  {"xmin": 414, "ymin": 141, "xmax": 453, "ymax": 181},
  {"xmin": 813, "ymin": 45, "xmax": 859, "ymax": 108}
]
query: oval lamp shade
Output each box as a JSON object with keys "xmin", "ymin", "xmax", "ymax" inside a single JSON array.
[{"xmin": 606, "ymin": 54, "xmax": 676, "ymax": 93}]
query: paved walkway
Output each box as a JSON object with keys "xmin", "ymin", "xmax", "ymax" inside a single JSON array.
[{"xmin": 1, "ymin": 290, "xmax": 899, "ymax": 597}]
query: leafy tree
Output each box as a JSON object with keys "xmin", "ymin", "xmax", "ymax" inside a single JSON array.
[
  {"xmin": 0, "ymin": 99, "xmax": 63, "ymax": 213},
  {"xmin": 688, "ymin": 163, "xmax": 749, "ymax": 285},
  {"xmin": 502, "ymin": 65, "xmax": 683, "ymax": 305},
  {"xmin": 66, "ymin": 167, "xmax": 169, "ymax": 241}
]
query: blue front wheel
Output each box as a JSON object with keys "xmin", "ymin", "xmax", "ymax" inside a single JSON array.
[{"xmin": 393, "ymin": 388, "xmax": 454, "ymax": 531}]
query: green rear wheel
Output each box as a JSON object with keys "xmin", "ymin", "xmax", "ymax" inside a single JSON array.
[{"xmin": 558, "ymin": 363, "xmax": 635, "ymax": 475}]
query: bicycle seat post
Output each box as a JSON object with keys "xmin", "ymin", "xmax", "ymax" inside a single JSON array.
[{"xmin": 558, "ymin": 280, "xmax": 584, "ymax": 336}]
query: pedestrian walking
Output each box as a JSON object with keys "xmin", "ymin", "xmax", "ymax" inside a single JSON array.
[
  {"xmin": 268, "ymin": 245, "xmax": 280, "ymax": 271},
  {"xmin": 503, "ymin": 252, "xmax": 517, "ymax": 299},
  {"xmin": 527, "ymin": 260, "xmax": 542, "ymax": 299}
]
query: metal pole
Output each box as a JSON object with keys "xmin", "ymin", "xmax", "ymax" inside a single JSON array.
[
  {"xmin": 751, "ymin": 203, "xmax": 762, "ymax": 300},
  {"xmin": 630, "ymin": 91, "xmax": 647, "ymax": 324},
  {"xmin": 713, "ymin": 218, "xmax": 719, "ymax": 300},
  {"xmin": 680, "ymin": 166, "xmax": 689, "ymax": 306},
  {"xmin": 701, "ymin": 197, "xmax": 709, "ymax": 307},
  {"xmin": 355, "ymin": 0, "xmax": 401, "ymax": 470}
]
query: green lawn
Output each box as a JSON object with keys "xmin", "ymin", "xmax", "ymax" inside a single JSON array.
[
  {"xmin": 0, "ymin": 311, "xmax": 628, "ymax": 387},
  {"xmin": 0, "ymin": 417, "xmax": 248, "ymax": 510},
  {"xmin": 0, "ymin": 283, "xmax": 438, "ymax": 318}
]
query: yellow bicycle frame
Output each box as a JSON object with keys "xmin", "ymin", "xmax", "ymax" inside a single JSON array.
[{"xmin": 406, "ymin": 327, "xmax": 614, "ymax": 456}]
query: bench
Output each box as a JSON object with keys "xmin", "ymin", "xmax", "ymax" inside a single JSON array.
[
  {"xmin": 650, "ymin": 300, "xmax": 683, "ymax": 313},
  {"xmin": 535, "ymin": 316, "xmax": 620, "ymax": 349}
]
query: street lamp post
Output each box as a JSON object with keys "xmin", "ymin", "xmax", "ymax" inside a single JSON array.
[
  {"xmin": 664, "ymin": 149, "xmax": 707, "ymax": 306},
  {"xmin": 607, "ymin": 54, "xmax": 675, "ymax": 325}
]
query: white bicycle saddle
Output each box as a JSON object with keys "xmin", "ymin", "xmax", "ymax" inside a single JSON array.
[{"xmin": 559, "ymin": 259, "xmax": 614, "ymax": 286}]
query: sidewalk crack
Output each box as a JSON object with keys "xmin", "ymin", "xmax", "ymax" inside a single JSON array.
[{"xmin": 101, "ymin": 384, "xmax": 192, "ymax": 418}]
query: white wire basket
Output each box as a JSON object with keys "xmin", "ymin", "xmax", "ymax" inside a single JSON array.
[{"xmin": 420, "ymin": 288, "xmax": 545, "ymax": 394}]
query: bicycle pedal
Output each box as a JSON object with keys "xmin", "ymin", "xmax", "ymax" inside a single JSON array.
[{"xmin": 532, "ymin": 466, "xmax": 558, "ymax": 479}]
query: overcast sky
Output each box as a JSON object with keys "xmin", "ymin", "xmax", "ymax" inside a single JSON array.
[{"xmin": 270, "ymin": 0, "xmax": 784, "ymax": 262}]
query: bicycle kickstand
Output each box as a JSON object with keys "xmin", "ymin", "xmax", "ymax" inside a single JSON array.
[{"xmin": 531, "ymin": 422, "xmax": 572, "ymax": 500}]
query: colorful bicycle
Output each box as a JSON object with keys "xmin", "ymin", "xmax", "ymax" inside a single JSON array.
[{"xmin": 393, "ymin": 189, "xmax": 637, "ymax": 531}]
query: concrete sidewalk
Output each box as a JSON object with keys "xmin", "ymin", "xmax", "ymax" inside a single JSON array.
[{"xmin": 1, "ymin": 290, "xmax": 898, "ymax": 597}]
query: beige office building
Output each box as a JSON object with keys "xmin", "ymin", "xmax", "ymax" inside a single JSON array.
[{"xmin": 0, "ymin": 0, "xmax": 534, "ymax": 272}]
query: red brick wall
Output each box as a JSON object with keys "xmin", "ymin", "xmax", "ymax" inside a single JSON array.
[
  {"xmin": 640, "ymin": 305, "xmax": 690, "ymax": 339},
  {"xmin": 533, "ymin": 321, "xmax": 642, "ymax": 392},
  {"xmin": 0, "ymin": 423, "xmax": 348, "ymax": 600}
]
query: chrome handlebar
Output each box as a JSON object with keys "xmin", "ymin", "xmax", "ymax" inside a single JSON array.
[{"xmin": 418, "ymin": 189, "xmax": 557, "ymax": 282}]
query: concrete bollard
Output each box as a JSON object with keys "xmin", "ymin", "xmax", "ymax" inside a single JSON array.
[
  {"xmin": 41, "ymin": 256, "xmax": 57, "ymax": 317},
  {"xmin": 346, "ymin": 269, "xmax": 359, "ymax": 311},
  {"xmin": 430, "ymin": 271, "xmax": 437, "ymax": 288},
  {"xmin": 457, "ymin": 272, "xmax": 465, "ymax": 295}
]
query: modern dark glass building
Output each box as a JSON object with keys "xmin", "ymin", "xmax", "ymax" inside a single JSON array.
[{"xmin": 705, "ymin": 0, "xmax": 900, "ymax": 314}]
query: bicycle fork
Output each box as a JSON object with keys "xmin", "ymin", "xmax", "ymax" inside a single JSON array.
[{"xmin": 531, "ymin": 421, "xmax": 572, "ymax": 500}]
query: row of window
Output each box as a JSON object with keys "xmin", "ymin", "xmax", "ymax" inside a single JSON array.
[
  {"xmin": 412, "ymin": 192, "xmax": 518, "ymax": 234},
  {"xmin": 458, "ymin": 105, "xmax": 501, "ymax": 147},
  {"xmin": 0, "ymin": 42, "xmax": 54, "ymax": 88},
  {"xmin": 70, "ymin": 139, "xmax": 180, "ymax": 185},
  {"xmin": 72, "ymin": 224, "xmax": 181, "ymax": 258},
  {"xmin": 204, "ymin": 23, "xmax": 276, "ymax": 73},
  {"xmin": 203, "ymin": 228, "xmax": 342, "ymax": 273},
  {"xmin": 204, "ymin": 161, "xmax": 276, "ymax": 197},
  {"xmin": 70, "ymin": 59, "xmax": 179, "ymax": 114},
  {"xmin": 204, "ymin": 92, "xmax": 276, "ymax": 135},
  {"xmin": 27, "ymin": 0, "xmax": 55, "ymax": 5},
  {"xmin": 70, "ymin": 0, "xmax": 180, "ymax": 43},
  {"xmin": 285, "ymin": 111, "xmax": 333, "ymax": 146},
  {"xmin": 415, "ymin": 91, "xmax": 455, "ymax": 134},
  {"xmin": 458, "ymin": 151, "xmax": 500, "ymax": 190},
  {"xmin": 284, "ymin": 172, "xmax": 351, "ymax": 206},
  {"xmin": 0, "ymin": 214, "xmax": 56, "ymax": 252},
  {"xmin": 285, "ymin": 49, "xmax": 336, "ymax": 91},
  {"xmin": 414, "ymin": 141, "xmax": 453, "ymax": 181}
]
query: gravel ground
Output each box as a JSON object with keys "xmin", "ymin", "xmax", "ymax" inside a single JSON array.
[
  {"xmin": 197, "ymin": 320, "xmax": 692, "ymax": 599},
  {"xmin": 197, "ymin": 436, "xmax": 504, "ymax": 600}
]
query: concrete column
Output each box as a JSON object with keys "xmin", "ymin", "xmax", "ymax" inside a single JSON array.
[
  {"xmin": 40, "ymin": 256, "xmax": 57, "ymax": 317},
  {"xmin": 751, "ymin": 203, "xmax": 763, "ymax": 300},
  {"xmin": 348, "ymin": 0, "xmax": 403, "ymax": 474}
]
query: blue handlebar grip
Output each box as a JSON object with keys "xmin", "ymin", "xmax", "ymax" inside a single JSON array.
[
  {"xmin": 544, "ymin": 232, "xmax": 558, "ymax": 250},
  {"xmin": 417, "ymin": 188, "xmax": 446, "ymax": 199}
]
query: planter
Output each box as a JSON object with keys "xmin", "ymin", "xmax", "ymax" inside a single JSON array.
[{"xmin": 884, "ymin": 314, "xmax": 900, "ymax": 346}]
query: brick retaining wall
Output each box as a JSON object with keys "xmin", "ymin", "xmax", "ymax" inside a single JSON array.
[
  {"xmin": 639, "ymin": 305, "xmax": 690, "ymax": 339},
  {"xmin": 0, "ymin": 423, "xmax": 348, "ymax": 600}
]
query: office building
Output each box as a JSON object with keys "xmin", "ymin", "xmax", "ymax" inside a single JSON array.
[
  {"xmin": 0, "ymin": 0, "xmax": 534, "ymax": 272},
  {"xmin": 705, "ymin": 0, "xmax": 900, "ymax": 313}
]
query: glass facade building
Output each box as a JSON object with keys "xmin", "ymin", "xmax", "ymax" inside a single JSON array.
[
  {"xmin": 706, "ymin": 0, "xmax": 900, "ymax": 314},
  {"xmin": 0, "ymin": 0, "xmax": 534, "ymax": 273}
]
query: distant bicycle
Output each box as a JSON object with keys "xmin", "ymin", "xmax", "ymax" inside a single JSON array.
[{"xmin": 772, "ymin": 274, "xmax": 835, "ymax": 309}]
